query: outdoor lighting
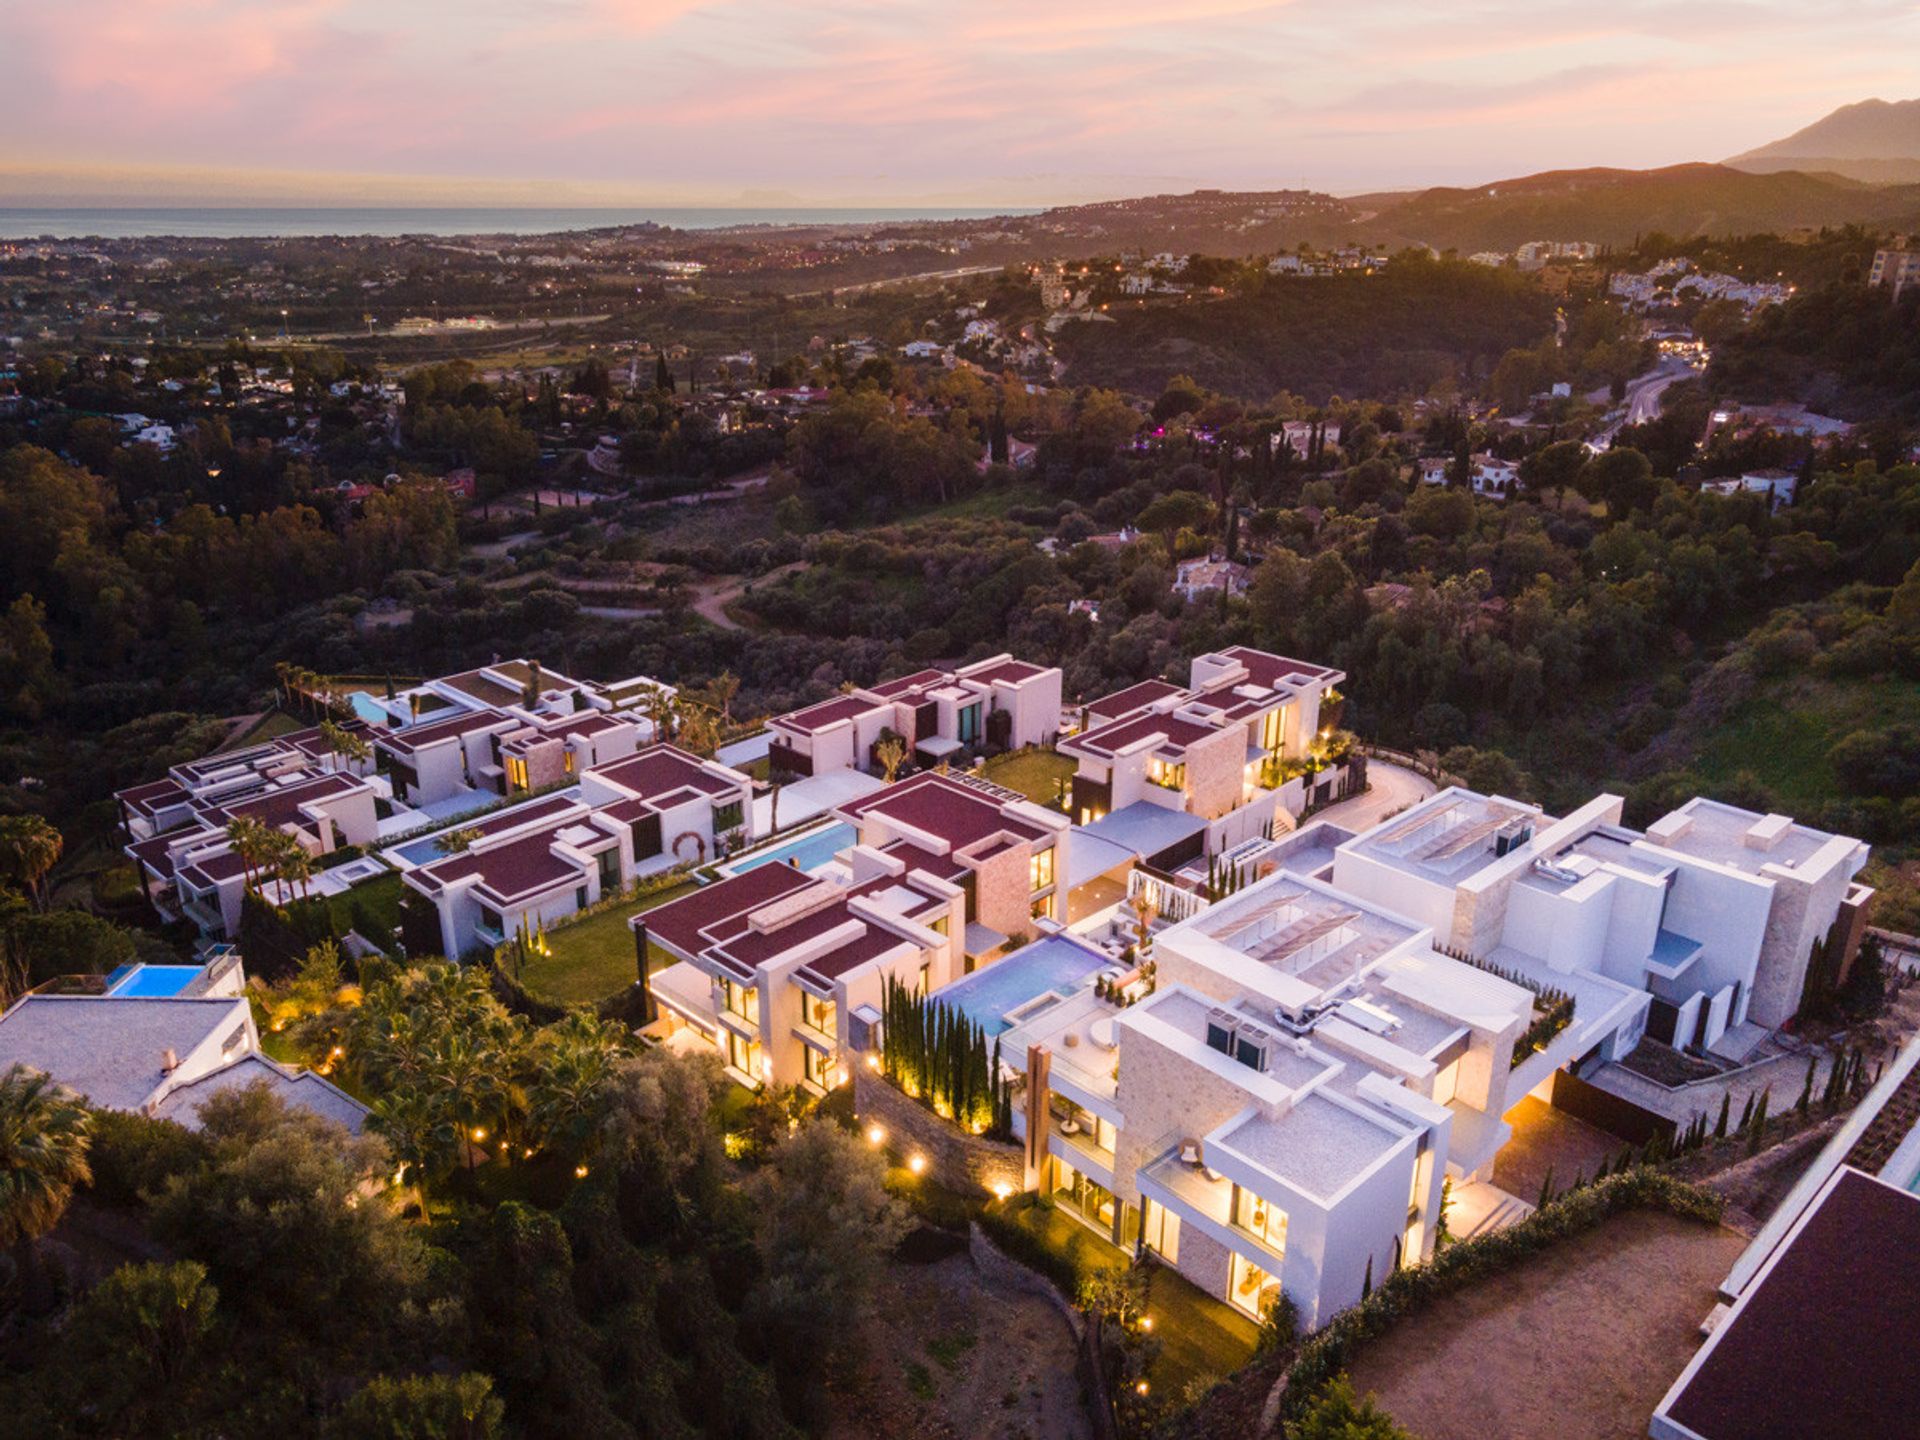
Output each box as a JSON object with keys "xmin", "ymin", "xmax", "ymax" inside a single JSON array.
[
  {"xmin": 1136, "ymin": 1382, "xmax": 1150, "ymax": 1396},
  {"xmin": 1139, "ymin": 1316, "xmax": 1153, "ymax": 1332},
  {"xmin": 992, "ymin": 1181, "xmax": 1013, "ymax": 1201},
  {"xmin": 907, "ymin": 1154, "xmax": 926, "ymax": 1175},
  {"xmin": 471, "ymin": 1127, "xmax": 487, "ymax": 1143},
  {"xmin": 574, "ymin": 1164, "xmax": 590, "ymax": 1179},
  {"xmin": 865, "ymin": 1053, "xmax": 880, "ymax": 1071},
  {"xmin": 867, "ymin": 1124, "xmax": 886, "ymax": 1146}
]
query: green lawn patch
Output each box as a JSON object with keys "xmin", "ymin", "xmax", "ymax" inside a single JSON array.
[
  {"xmin": 218, "ymin": 709, "xmax": 306, "ymax": 752},
  {"xmin": 978, "ymin": 748, "xmax": 1076, "ymax": 808},
  {"xmin": 1690, "ymin": 674, "xmax": 1920, "ymax": 813},
  {"xmin": 326, "ymin": 871, "xmax": 406, "ymax": 940},
  {"xmin": 515, "ymin": 879, "xmax": 700, "ymax": 1006},
  {"xmin": 1140, "ymin": 1261, "xmax": 1260, "ymax": 1401}
]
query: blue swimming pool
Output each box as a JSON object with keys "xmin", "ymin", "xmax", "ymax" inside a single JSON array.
[
  {"xmin": 392, "ymin": 835, "xmax": 451, "ymax": 866},
  {"xmin": 727, "ymin": 822, "xmax": 857, "ymax": 876},
  {"xmin": 106, "ymin": 964, "xmax": 203, "ymax": 998},
  {"xmin": 936, "ymin": 935, "xmax": 1109, "ymax": 1035},
  {"xmin": 346, "ymin": 690, "xmax": 392, "ymax": 726}
]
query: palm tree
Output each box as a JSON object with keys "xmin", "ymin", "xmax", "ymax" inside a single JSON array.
[
  {"xmin": 435, "ymin": 827, "xmax": 481, "ymax": 856},
  {"xmin": 705, "ymin": 671, "xmax": 741, "ymax": 728},
  {"xmin": 0, "ymin": 815, "xmax": 63, "ymax": 912},
  {"xmin": 524, "ymin": 1013, "xmax": 626, "ymax": 1163},
  {"xmin": 676, "ymin": 704, "xmax": 721, "ymax": 758},
  {"xmin": 274, "ymin": 840, "xmax": 315, "ymax": 905},
  {"xmin": 367, "ymin": 1085, "xmax": 458, "ymax": 1215},
  {"xmin": 874, "ymin": 732, "xmax": 907, "ymax": 784},
  {"xmin": 318, "ymin": 719, "xmax": 371, "ymax": 772},
  {"xmin": 643, "ymin": 685, "xmax": 681, "ymax": 745},
  {"xmin": 223, "ymin": 816, "xmax": 272, "ymax": 893},
  {"xmin": 1129, "ymin": 886, "xmax": 1159, "ymax": 955},
  {"xmin": 0, "ymin": 1064, "xmax": 93, "ymax": 1315}
]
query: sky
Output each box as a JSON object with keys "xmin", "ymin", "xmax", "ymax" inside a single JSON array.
[{"xmin": 5, "ymin": 0, "xmax": 1919, "ymax": 206}]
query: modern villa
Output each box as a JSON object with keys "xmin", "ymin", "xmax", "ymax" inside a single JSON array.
[
  {"xmin": 0, "ymin": 949, "xmax": 368, "ymax": 1134},
  {"xmin": 854, "ymin": 782, "xmax": 1871, "ymax": 1330},
  {"xmin": 401, "ymin": 744, "xmax": 755, "ymax": 961},
  {"xmin": 765, "ymin": 655, "xmax": 1063, "ymax": 779},
  {"xmin": 1062, "ymin": 646, "xmax": 1347, "ymax": 874}
]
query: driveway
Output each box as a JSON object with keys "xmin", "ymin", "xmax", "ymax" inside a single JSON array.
[{"xmin": 1313, "ymin": 759, "xmax": 1434, "ymax": 832}]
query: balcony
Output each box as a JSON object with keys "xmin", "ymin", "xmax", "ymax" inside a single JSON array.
[{"xmin": 1138, "ymin": 1143, "xmax": 1287, "ymax": 1269}]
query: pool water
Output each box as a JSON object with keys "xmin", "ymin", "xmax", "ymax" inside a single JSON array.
[
  {"xmin": 727, "ymin": 822, "xmax": 857, "ymax": 876},
  {"xmin": 392, "ymin": 835, "xmax": 451, "ymax": 866},
  {"xmin": 106, "ymin": 964, "xmax": 203, "ymax": 998},
  {"xmin": 935, "ymin": 935, "xmax": 1109, "ymax": 1035},
  {"xmin": 346, "ymin": 690, "xmax": 392, "ymax": 726}
]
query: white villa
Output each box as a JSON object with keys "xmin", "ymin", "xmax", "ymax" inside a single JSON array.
[{"xmin": 765, "ymin": 656, "xmax": 1062, "ymax": 780}]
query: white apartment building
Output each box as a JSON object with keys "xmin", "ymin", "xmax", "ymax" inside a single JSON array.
[{"xmin": 766, "ymin": 656, "xmax": 1062, "ymax": 781}]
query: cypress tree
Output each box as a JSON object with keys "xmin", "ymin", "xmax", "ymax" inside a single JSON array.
[
  {"xmin": 1537, "ymin": 1165, "xmax": 1555, "ymax": 1209},
  {"xmin": 1714, "ymin": 1091, "xmax": 1731, "ymax": 1140},
  {"xmin": 655, "ymin": 353, "xmax": 674, "ymax": 393},
  {"xmin": 1797, "ymin": 1057, "xmax": 1816, "ymax": 1115},
  {"xmin": 1738, "ymin": 1090, "xmax": 1756, "ymax": 1131},
  {"xmin": 1362, "ymin": 1255, "xmax": 1373, "ymax": 1298}
]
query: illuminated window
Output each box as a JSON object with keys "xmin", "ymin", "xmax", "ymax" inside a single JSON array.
[
  {"xmin": 721, "ymin": 977, "xmax": 755, "ymax": 1020},
  {"xmin": 801, "ymin": 992, "xmax": 836, "ymax": 1038},
  {"xmin": 1029, "ymin": 846, "xmax": 1055, "ymax": 893},
  {"xmin": 505, "ymin": 755, "xmax": 529, "ymax": 792},
  {"xmin": 563, "ymin": 749, "xmax": 576, "ymax": 775},
  {"xmin": 1233, "ymin": 1186, "xmax": 1289, "ymax": 1255},
  {"xmin": 1147, "ymin": 756, "xmax": 1186, "ymax": 791},
  {"xmin": 803, "ymin": 1044, "xmax": 833, "ymax": 1090},
  {"xmin": 1260, "ymin": 706, "xmax": 1283, "ymax": 752},
  {"xmin": 1031, "ymin": 892, "xmax": 1055, "ymax": 922}
]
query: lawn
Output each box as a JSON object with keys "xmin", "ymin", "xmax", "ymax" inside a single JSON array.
[
  {"xmin": 325, "ymin": 871, "xmax": 406, "ymax": 939},
  {"xmin": 992, "ymin": 1196, "xmax": 1256, "ymax": 1399},
  {"xmin": 1690, "ymin": 673, "xmax": 1920, "ymax": 813},
  {"xmin": 978, "ymin": 748, "xmax": 1076, "ymax": 808},
  {"xmin": 515, "ymin": 879, "xmax": 700, "ymax": 1006},
  {"xmin": 217, "ymin": 709, "xmax": 306, "ymax": 752}
]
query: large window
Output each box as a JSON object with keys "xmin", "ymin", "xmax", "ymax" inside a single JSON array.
[
  {"xmin": 711, "ymin": 798, "xmax": 744, "ymax": 834},
  {"xmin": 505, "ymin": 755, "xmax": 530, "ymax": 792},
  {"xmin": 1029, "ymin": 845, "xmax": 1055, "ymax": 893},
  {"xmin": 801, "ymin": 991, "xmax": 836, "ymax": 1039},
  {"xmin": 725, "ymin": 1028, "xmax": 762, "ymax": 1082},
  {"xmin": 1233, "ymin": 1186, "xmax": 1289, "ymax": 1256},
  {"xmin": 1031, "ymin": 892, "xmax": 1055, "ymax": 922},
  {"xmin": 803, "ymin": 1043, "xmax": 834, "ymax": 1091},
  {"xmin": 1140, "ymin": 1197, "xmax": 1181, "ymax": 1264},
  {"xmin": 721, "ymin": 976, "xmax": 755, "ymax": 1021},
  {"xmin": 957, "ymin": 703, "xmax": 982, "ymax": 744},
  {"xmin": 1147, "ymin": 756, "xmax": 1186, "ymax": 792},
  {"xmin": 1260, "ymin": 706, "xmax": 1284, "ymax": 753},
  {"xmin": 1229, "ymin": 1251, "xmax": 1281, "ymax": 1320}
]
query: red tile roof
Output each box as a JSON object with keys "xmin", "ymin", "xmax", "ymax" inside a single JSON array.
[
  {"xmin": 839, "ymin": 772, "xmax": 1047, "ymax": 848},
  {"xmin": 771, "ymin": 694, "xmax": 885, "ymax": 734},
  {"xmin": 642, "ymin": 864, "xmax": 817, "ymax": 960},
  {"xmin": 588, "ymin": 745, "xmax": 736, "ymax": 804},
  {"xmin": 1084, "ymin": 679, "xmax": 1184, "ymax": 722}
]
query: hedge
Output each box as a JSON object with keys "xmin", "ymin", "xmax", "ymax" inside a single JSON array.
[
  {"xmin": 977, "ymin": 1197, "xmax": 1094, "ymax": 1300},
  {"xmin": 1279, "ymin": 1168, "xmax": 1723, "ymax": 1422}
]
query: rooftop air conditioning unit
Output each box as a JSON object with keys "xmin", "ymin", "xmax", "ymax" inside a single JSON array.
[
  {"xmin": 1205, "ymin": 1008, "xmax": 1239, "ymax": 1056},
  {"xmin": 1233, "ymin": 1021, "xmax": 1274, "ymax": 1073},
  {"xmin": 1493, "ymin": 820, "xmax": 1534, "ymax": 857}
]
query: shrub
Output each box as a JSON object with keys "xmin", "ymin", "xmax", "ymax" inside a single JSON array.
[
  {"xmin": 977, "ymin": 1197, "xmax": 1086, "ymax": 1299},
  {"xmin": 84, "ymin": 1108, "xmax": 213, "ymax": 1207},
  {"xmin": 1279, "ymin": 1169, "xmax": 1722, "ymax": 1423}
]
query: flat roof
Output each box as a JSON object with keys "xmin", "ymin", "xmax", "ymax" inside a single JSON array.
[
  {"xmin": 641, "ymin": 863, "xmax": 817, "ymax": 959},
  {"xmin": 377, "ymin": 706, "xmax": 511, "ymax": 754},
  {"xmin": 1219, "ymin": 1091, "xmax": 1403, "ymax": 1198},
  {"xmin": 1077, "ymin": 802, "xmax": 1207, "ymax": 862},
  {"xmin": 1342, "ymin": 787, "xmax": 1538, "ymax": 886},
  {"xmin": 1084, "ymin": 678, "xmax": 1186, "ymax": 721},
  {"xmin": 841, "ymin": 772, "xmax": 1050, "ymax": 849},
  {"xmin": 588, "ymin": 745, "xmax": 736, "ymax": 804},
  {"xmin": 1658, "ymin": 1168, "xmax": 1920, "ymax": 1440},
  {"xmin": 1070, "ymin": 708, "xmax": 1219, "ymax": 759},
  {"xmin": 772, "ymin": 694, "xmax": 884, "ymax": 734},
  {"xmin": 1649, "ymin": 797, "xmax": 1854, "ymax": 877}
]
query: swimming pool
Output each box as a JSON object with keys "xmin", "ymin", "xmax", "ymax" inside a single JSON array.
[
  {"xmin": 726, "ymin": 822, "xmax": 857, "ymax": 876},
  {"xmin": 346, "ymin": 690, "xmax": 392, "ymax": 726},
  {"xmin": 935, "ymin": 935, "xmax": 1109, "ymax": 1036},
  {"xmin": 391, "ymin": 835, "xmax": 452, "ymax": 866},
  {"xmin": 106, "ymin": 964, "xmax": 203, "ymax": 998}
]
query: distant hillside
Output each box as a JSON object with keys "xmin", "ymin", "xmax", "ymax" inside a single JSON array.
[
  {"xmin": 1730, "ymin": 98, "xmax": 1920, "ymax": 184},
  {"xmin": 1363, "ymin": 164, "xmax": 1920, "ymax": 251},
  {"xmin": 1052, "ymin": 258, "xmax": 1554, "ymax": 403}
]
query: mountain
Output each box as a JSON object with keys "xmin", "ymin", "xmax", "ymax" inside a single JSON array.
[
  {"xmin": 1729, "ymin": 98, "xmax": 1920, "ymax": 184},
  {"xmin": 1360, "ymin": 163, "xmax": 1920, "ymax": 251}
]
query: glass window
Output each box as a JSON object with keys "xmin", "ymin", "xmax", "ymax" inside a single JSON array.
[
  {"xmin": 1029, "ymin": 846, "xmax": 1055, "ymax": 893},
  {"xmin": 1260, "ymin": 706, "xmax": 1283, "ymax": 752},
  {"xmin": 721, "ymin": 977, "xmax": 755, "ymax": 1020},
  {"xmin": 1229, "ymin": 1251, "xmax": 1281, "ymax": 1320},
  {"xmin": 1147, "ymin": 756, "xmax": 1186, "ymax": 791},
  {"xmin": 505, "ymin": 755, "xmax": 529, "ymax": 792},
  {"xmin": 918, "ymin": 962, "xmax": 930, "ymax": 995},
  {"xmin": 1141, "ymin": 1197, "xmax": 1181, "ymax": 1264},
  {"xmin": 711, "ymin": 798, "xmax": 744, "ymax": 834},
  {"xmin": 957, "ymin": 703, "xmax": 982, "ymax": 743},
  {"xmin": 802, "ymin": 991, "xmax": 836, "ymax": 1038},
  {"xmin": 1031, "ymin": 892, "xmax": 1055, "ymax": 922},
  {"xmin": 1234, "ymin": 1186, "xmax": 1289, "ymax": 1255},
  {"xmin": 803, "ymin": 1043, "xmax": 833, "ymax": 1090}
]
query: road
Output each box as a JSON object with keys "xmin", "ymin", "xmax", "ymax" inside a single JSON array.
[
  {"xmin": 691, "ymin": 560, "xmax": 810, "ymax": 631},
  {"xmin": 1313, "ymin": 759, "xmax": 1435, "ymax": 832},
  {"xmin": 786, "ymin": 264, "xmax": 1001, "ymax": 299},
  {"xmin": 1591, "ymin": 358, "xmax": 1695, "ymax": 451}
]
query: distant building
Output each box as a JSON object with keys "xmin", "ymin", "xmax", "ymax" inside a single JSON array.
[{"xmin": 1869, "ymin": 246, "xmax": 1920, "ymax": 299}]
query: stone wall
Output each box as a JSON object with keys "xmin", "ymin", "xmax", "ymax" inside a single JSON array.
[
  {"xmin": 1185, "ymin": 724, "xmax": 1247, "ymax": 822},
  {"xmin": 854, "ymin": 1065, "xmax": 1025, "ymax": 1200},
  {"xmin": 969, "ymin": 840, "xmax": 1037, "ymax": 941}
]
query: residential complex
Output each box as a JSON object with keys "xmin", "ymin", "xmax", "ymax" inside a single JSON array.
[
  {"xmin": 1063, "ymin": 646, "xmax": 1346, "ymax": 871},
  {"xmin": 639, "ymin": 770, "xmax": 1069, "ymax": 1089},
  {"xmin": 765, "ymin": 655, "xmax": 1062, "ymax": 779},
  {"xmin": 400, "ymin": 745, "xmax": 755, "ymax": 960},
  {"xmin": 0, "ymin": 949, "xmax": 367, "ymax": 1134},
  {"xmin": 853, "ymin": 781, "xmax": 1870, "ymax": 1330}
]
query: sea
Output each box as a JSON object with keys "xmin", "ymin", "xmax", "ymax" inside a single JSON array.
[{"xmin": 0, "ymin": 206, "xmax": 1037, "ymax": 241}]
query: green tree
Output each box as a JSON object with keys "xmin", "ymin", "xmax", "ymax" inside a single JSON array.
[
  {"xmin": 1292, "ymin": 1375, "xmax": 1413, "ymax": 1439},
  {"xmin": 336, "ymin": 1372, "xmax": 506, "ymax": 1440},
  {"xmin": 0, "ymin": 815, "xmax": 62, "ymax": 911},
  {"xmin": 55, "ymin": 1260, "xmax": 219, "ymax": 1430},
  {"xmin": 0, "ymin": 1064, "xmax": 93, "ymax": 1314}
]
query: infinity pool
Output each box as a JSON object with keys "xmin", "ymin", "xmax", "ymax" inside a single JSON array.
[
  {"xmin": 106, "ymin": 964, "xmax": 203, "ymax": 998},
  {"xmin": 935, "ymin": 934, "xmax": 1109, "ymax": 1036},
  {"xmin": 725, "ymin": 822, "xmax": 857, "ymax": 876}
]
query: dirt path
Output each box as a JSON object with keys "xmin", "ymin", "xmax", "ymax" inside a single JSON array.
[
  {"xmin": 1345, "ymin": 1210, "xmax": 1743, "ymax": 1440},
  {"xmin": 692, "ymin": 560, "xmax": 809, "ymax": 631},
  {"xmin": 826, "ymin": 1248, "xmax": 1090, "ymax": 1440}
]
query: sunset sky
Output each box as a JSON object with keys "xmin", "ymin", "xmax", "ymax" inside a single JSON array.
[{"xmin": 6, "ymin": 0, "xmax": 1918, "ymax": 205}]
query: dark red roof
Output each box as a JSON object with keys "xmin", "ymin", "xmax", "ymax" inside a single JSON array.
[
  {"xmin": 588, "ymin": 745, "xmax": 735, "ymax": 804},
  {"xmin": 641, "ymin": 864, "xmax": 816, "ymax": 960},
  {"xmin": 1085, "ymin": 679, "xmax": 1184, "ymax": 721},
  {"xmin": 1071, "ymin": 709, "xmax": 1216, "ymax": 759},
  {"xmin": 839, "ymin": 772, "xmax": 1046, "ymax": 848},
  {"xmin": 1661, "ymin": 1169, "xmax": 1920, "ymax": 1440},
  {"xmin": 200, "ymin": 772, "xmax": 365, "ymax": 829},
  {"xmin": 377, "ymin": 707, "xmax": 511, "ymax": 754},
  {"xmin": 961, "ymin": 658, "xmax": 1049, "ymax": 687},
  {"xmin": 865, "ymin": 668, "xmax": 946, "ymax": 700},
  {"xmin": 772, "ymin": 694, "xmax": 884, "ymax": 734}
]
